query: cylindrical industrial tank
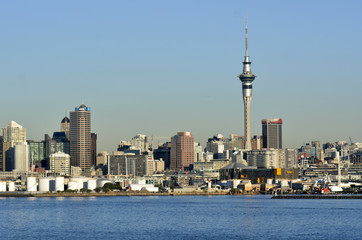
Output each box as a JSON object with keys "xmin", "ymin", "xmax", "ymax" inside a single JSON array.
[
  {"xmin": 281, "ymin": 180, "xmax": 289, "ymax": 187},
  {"xmin": 55, "ymin": 177, "xmax": 64, "ymax": 192},
  {"xmin": 0, "ymin": 181, "xmax": 6, "ymax": 192},
  {"xmin": 97, "ymin": 179, "xmax": 112, "ymax": 188},
  {"xmin": 8, "ymin": 182, "xmax": 15, "ymax": 192},
  {"xmin": 68, "ymin": 181, "xmax": 77, "ymax": 191},
  {"xmin": 77, "ymin": 178, "xmax": 87, "ymax": 190},
  {"xmin": 87, "ymin": 179, "xmax": 97, "ymax": 191},
  {"xmin": 70, "ymin": 177, "xmax": 88, "ymax": 190},
  {"xmin": 266, "ymin": 179, "xmax": 273, "ymax": 185},
  {"xmin": 27, "ymin": 177, "xmax": 37, "ymax": 192},
  {"xmin": 39, "ymin": 178, "xmax": 51, "ymax": 192}
]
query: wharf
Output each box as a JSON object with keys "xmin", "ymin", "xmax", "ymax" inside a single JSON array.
[
  {"xmin": 272, "ymin": 195, "xmax": 362, "ymax": 199},
  {"xmin": 0, "ymin": 191, "xmax": 233, "ymax": 198}
]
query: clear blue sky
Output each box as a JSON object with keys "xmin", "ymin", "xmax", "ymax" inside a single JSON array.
[{"xmin": 1, "ymin": 1, "xmax": 362, "ymax": 152}]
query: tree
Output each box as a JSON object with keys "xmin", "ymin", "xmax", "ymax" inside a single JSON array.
[
  {"xmin": 154, "ymin": 183, "xmax": 163, "ymax": 190},
  {"xmin": 103, "ymin": 183, "xmax": 114, "ymax": 190}
]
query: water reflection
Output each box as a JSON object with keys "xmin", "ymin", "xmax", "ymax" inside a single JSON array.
[
  {"xmin": 70, "ymin": 197, "xmax": 85, "ymax": 201},
  {"xmin": 0, "ymin": 196, "xmax": 361, "ymax": 240}
]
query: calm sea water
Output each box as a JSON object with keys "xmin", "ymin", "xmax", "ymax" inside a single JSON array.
[{"xmin": 0, "ymin": 195, "xmax": 361, "ymax": 240}]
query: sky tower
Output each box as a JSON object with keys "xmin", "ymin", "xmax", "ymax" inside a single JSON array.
[{"xmin": 239, "ymin": 17, "xmax": 256, "ymax": 150}]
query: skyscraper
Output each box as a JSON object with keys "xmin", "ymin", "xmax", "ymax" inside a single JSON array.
[
  {"xmin": 70, "ymin": 104, "xmax": 91, "ymax": 171},
  {"xmin": 0, "ymin": 136, "xmax": 3, "ymax": 171},
  {"xmin": 154, "ymin": 142, "xmax": 171, "ymax": 170},
  {"xmin": 61, "ymin": 116, "xmax": 70, "ymax": 140},
  {"xmin": 2, "ymin": 121, "xmax": 26, "ymax": 171},
  {"xmin": 170, "ymin": 132, "xmax": 194, "ymax": 171},
  {"xmin": 239, "ymin": 17, "xmax": 256, "ymax": 150},
  {"xmin": 91, "ymin": 133, "xmax": 97, "ymax": 167},
  {"xmin": 262, "ymin": 118, "xmax": 283, "ymax": 149},
  {"xmin": 14, "ymin": 142, "xmax": 29, "ymax": 172}
]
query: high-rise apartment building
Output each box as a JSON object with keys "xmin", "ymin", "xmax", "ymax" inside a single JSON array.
[
  {"xmin": 262, "ymin": 118, "xmax": 282, "ymax": 149},
  {"xmin": 2, "ymin": 121, "xmax": 26, "ymax": 171},
  {"xmin": 70, "ymin": 104, "xmax": 91, "ymax": 171},
  {"xmin": 170, "ymin": 132, "xmax": 195, "ymax": 171},
  {"xmin": 239, "ymin": 18, "xmax": 256, "ymax": 150}
]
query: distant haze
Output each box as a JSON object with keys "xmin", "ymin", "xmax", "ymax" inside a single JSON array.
[{"xmin": 1, "ymin": 1, "xmax": 361, "ymax": 152}]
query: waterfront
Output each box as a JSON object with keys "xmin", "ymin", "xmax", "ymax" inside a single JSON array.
[{"xmin": 0, "ymin": 195, "xmax": 361, "ymax": 239}]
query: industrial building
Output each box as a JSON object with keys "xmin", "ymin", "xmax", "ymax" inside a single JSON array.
[
  {"xmin": 108, "ymin": 154, "xmax": 150, "ymax": 177},
  {"xmin": 219, "ymin": 167, "xmax": 299, "ymax": 184}
]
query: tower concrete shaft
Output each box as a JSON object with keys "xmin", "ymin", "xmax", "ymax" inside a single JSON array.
[
  {"xmin": 239, "ymin": 17, "xmax": 256, "ymax": 150},
  {"xmin": 243, "ymin": 96, "xmax": 252, "ymax": 150}
]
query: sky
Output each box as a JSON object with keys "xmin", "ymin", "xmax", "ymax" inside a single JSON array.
[{"xmin": 1, "ymin": 1, "xmax": 362, "ymax": 152}]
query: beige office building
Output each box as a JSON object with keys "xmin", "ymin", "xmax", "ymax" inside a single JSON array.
[
  {"xmin": 70, "ymin": 104, "xmax": 91, "ymax": 171},
  {"xmin": 50, "ymin": 151, "xmax": 70, "ymax": 175},
  {"xmin": 2, "ymin": 121, "xmax": 26, "ymax": 171}
]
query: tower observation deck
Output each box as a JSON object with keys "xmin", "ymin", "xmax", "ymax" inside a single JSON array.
[{"xmin": 239, "ymin": 17, "xmax": 256, "ymax": 150}]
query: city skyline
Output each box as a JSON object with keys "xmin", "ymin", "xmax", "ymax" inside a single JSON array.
[{"xmin": 1, "ymin": 1, "xmax": 362, "ymax": 152}]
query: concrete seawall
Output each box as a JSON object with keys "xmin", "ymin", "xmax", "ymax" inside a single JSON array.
[
  {"xmin": 273, "ymin": 195, "xmax": 362, "ymax": 199},
  {"xmin": 0, "ymin": 191, "xmax": 236, "ymax": 198}
]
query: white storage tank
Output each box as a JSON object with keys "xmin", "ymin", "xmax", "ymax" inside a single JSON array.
[
  {"xmin": 27, "ymin": 177, "xmax": 37, "ymax": 192},
  {"xmin": 97, "ymin": 179, "xmax": 112, "ymax": 188},
  {"xmin": 39, "ymin": 177, "xmax": 53, "ymax": 192},
  {"xmin": 70, "ymin": 177, "xmax": 88, "ymax": 190},
  {"xmin": 8, "ymin": 182, "xmax": 15, "ymax": 192},
  {"xmin": 55, "ymin": 177, "xmax": 64, "ymax": 192},
  {"xmin": 87, "ymin": 179, "xmax": 97, "ymax": 191},
  {"xmin": 0, "ymin": 181, "xmax": 6, "ymax": 192},
  {"xmin": 68, "ymin": 181, "xmax": 77, "ymax": 191},
  {"xmin": 281, "ymin": 180, "xmax": 289, "ymax": 187},
  {"xmin": 266, "ymin": 179, "xmax": 273, "ymax": 185}
]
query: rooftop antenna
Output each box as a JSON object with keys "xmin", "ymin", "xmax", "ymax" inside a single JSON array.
[{"xmin": 245, "ymin": 12, "xmax": 248, "ymax": 57}]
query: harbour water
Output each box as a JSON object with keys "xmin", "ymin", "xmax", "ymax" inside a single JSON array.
[{"xmin": 0, "ymin": 195, "xmax": 361, "ymax": 239}]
